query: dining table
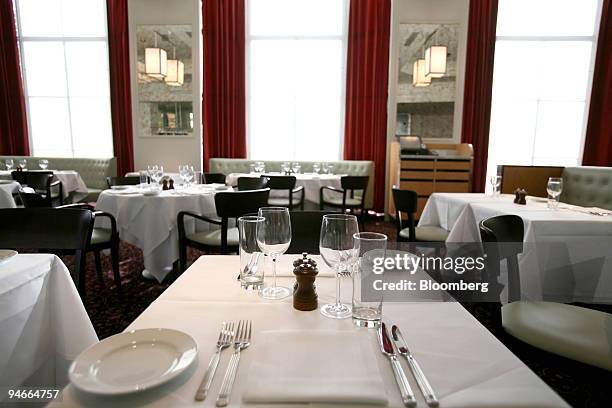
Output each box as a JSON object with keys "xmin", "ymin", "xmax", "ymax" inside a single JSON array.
[
  {"xmin": 0, "ymin": 180, "xmax": 19, "ymax": 208},
  {"xmin": 0, "ymin": 170, "xmax": 88, "ymax": 200},
  {"xmin": 0, "ymin": 254, "xmax": 97, "ymax": 402},
  {"xmin": 54, "ymin": 254, "xmax": 568, "ymax": 407},
  {"xmin": 419, "ymin": 193, "xmax": 612, "ymax": 303},
  {"xmin": 95, "ymin": 185, "xmax": 231, "ymax": 282}
]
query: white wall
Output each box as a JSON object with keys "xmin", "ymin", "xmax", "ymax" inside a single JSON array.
[{"xmin": 128, "ymin": 0, "xmax": 202, "ymax": 173}]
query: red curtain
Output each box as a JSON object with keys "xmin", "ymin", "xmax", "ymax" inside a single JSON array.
[
  {"xmin": 0, "ymin": 0, "xmax": 30, "ymax": 156},
  {"xmin": 106, "ymin": 0, "xmax": 134, "ymax": 176},
  {"xmin": 461, "ymin": 0, "xmax": 499, "ymax": 192},
  {"xmin": 202, "ymin": 0, "xmax": 246, "ymax": 171},
  {"xmin": 343, "ymin": 0, "xmax": 391, "ymax": 212},
  {"xmin": 582, "ymin": 0, "xmax": 612, "ymax": 166}
]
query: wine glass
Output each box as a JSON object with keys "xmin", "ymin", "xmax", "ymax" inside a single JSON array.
[
  {"xmin": 547, "ymin": 177, "xmax": 563, "ymax": 210},
  {"xmin": 151, "ymin": 165, "xmax": 164, "ymax": 187},
  {"xmin": 38, "ymin": 159, "xmax": 49, "ymax": 170},
  {"xmin": 327, "ymin": 164, "xmax": 334, "ymax": 175},
  {"xmin": 322, "ymin": 163, "xmax": 329, "ymax": 174},
  {"xmin": 291, "ymin": 162, "xmax": 301, "ymax": 174},
  {"xmin": 178, "ymin": 164, "xmax": 188, "ymax": 186},
  {"xmin": 489, "ymin": 175, "xmax": 502, "ymax": 197},
  {"xmin": 313, "ymin": 162, "xmax": 321, "ymax": 174},
  {"xmin": 184, "ymin": 166, "xmax": 194, "ymax": 186},
  {"xmin": 147, "ymin": 165, "xmax": 157, "ymax": 185},
  {"xmin": 281, "ymin": 162, "xmax": 290, "ymax": 174},
  {"xmin": 319, "ymin": 214, "xmax": 359, "ymax": 319},
  {"xmin": 18, "ymin": 159, "xmax": 27, "ymax": 170},
  {"xmin": 257, "ymin": 207, "xmax": 292, "ymax": 300},
  {"xmin": 5, "ymin": 159, "xmax": 13, "ymax": 171}
]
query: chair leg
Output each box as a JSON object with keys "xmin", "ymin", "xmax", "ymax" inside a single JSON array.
[
  {"xmin": 111, "ymin": 239, "xmax": 123, "ymax": 299},
  {"xmin": 179, "ymin": 240, "xmax": 187, "ymax": 273},
  {"xmin": 94, "ymin": 251, "xmax": 104, "ymax": 284}
]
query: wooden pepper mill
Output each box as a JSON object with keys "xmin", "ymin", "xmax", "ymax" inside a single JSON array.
[
  {"xmin": 293, "ymin": 253, "xmax": 318, "ymax": 311},
  {"xmin": 162, "ymin": 179, "xmax": 169, "ymax": 190},
  {"xmin": 513, "ymin": 188, "xmax": 527, "ymax": 205},
  {"xmin": 169, "ymin": 179, "xmax": 175, "ymax": 189}
]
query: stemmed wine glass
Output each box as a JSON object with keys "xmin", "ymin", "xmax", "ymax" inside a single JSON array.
[
  {"xmin": 38, "ymin": 159, "xmax": 49, "ymax": 170},
  {"xmin": 319, "ymin": 214, "xmax": 359, "ymax": 319},
  {"xmin": 5, "ymin": 159, "xmax": 13, "ymax": 171},
  {"xmin": 281, "ymin": 162, "xmax": 290, "ymax": 175},
  {"xmin": 291, "ymin": 162, "xmax": 301, "ymax": 174},
  {"xmin": 489, "ymin": 175, "xmax": 502, "ymax": 197},
  {"xmin": 547, "ymin": 177, "xmax": 563, "ymax": 210},
  {"xmin": 312, "ymin": 162, "xmax": 321, "ymax": 174},
  {"xmin": 151, "ymin": 165, "xmax": 164, "ymax": 187},
  {"xmin": 147, "ymin": 165, "xmax": 157, "ymax": 185},
  {"xmin": 257, "ymin": 207, "xmax": 292, "ymax": 299},
  {"xmin": 178, "ymin": 165, "xmax": 194, "ymax": 187},
  {"xmin": 18, "ymin": 159, "xmax": 27, "ymax": 170}
]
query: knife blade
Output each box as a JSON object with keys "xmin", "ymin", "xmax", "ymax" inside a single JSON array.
[
  {"xmin": 378, "ymin": 323, "xmax": 416, "ymax": 407},
  {"xmin": 392, "ymin": 324, "xmax": 439, "ymax": 407}
]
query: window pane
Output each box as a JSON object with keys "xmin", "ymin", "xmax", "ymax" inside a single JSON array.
[
  {"xmin": 17, "ymin": 0, "xmax": 63, "ymax": 37},
  {"xmin": 532, "ymin": 101, "xmax": 585, "ymax": 165},
  {"xmin": 65, "ymin": 41, "xmax": 110, "ymax": 96},
  {"xmin": 496, "ymin": 0, "xmax": 599, "ymax": 37},
  {"xmin": 22, "ymin": 41, "xmax": 67, "ymax": 97},
  {"xmin": 29, "ymin": 97, "xmax": 72, "ymax": 157},
  {"xmin": 61, "ymin": 0, "xmax": 107, "ymax": 37},
  {"xmin": 70, "ymin": 97, "xmax": 113, "ymax": 158},
  {"xmin": 249, "ymin": 0, "xmax": 344, "ymax": 36}
]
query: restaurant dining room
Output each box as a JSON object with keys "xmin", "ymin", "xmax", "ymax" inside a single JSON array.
[{"xmin": 1, "ymin": 0, "xmax": 611, "ymax": 406}]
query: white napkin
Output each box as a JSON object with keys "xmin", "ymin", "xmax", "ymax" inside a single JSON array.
[{"xmin": 242, "ymin": 330, "xmax": 388, "ymax": 406}]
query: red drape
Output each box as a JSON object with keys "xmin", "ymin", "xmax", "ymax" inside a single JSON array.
[
  {"xmin": 582, "ymin": 0, "xmax": 612, "ymax": 166},
  {"xmin": 343, "ymin": 0, "xmax": 391, "ymax": 212},
  {"xmin": 461, "ymin": 0, "xmax": 499, "ymax": 192},
  {"xmin": 202, "ymin": 0, "xmax": 246, "ymax": 171},
  {"xmin": 106, "ymin": 0, "xmax": 134, "ymax": 176},
  {"xmin": 0, "ymin": 0, "xmax": 29, "ymax": 156}
]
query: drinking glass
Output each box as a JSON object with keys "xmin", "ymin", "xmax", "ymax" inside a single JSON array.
[
  {"xmin": 547, "ymin": 177, "xmax": 563, "ymax": 210},
  {"xmin": 178, "ymin": 165, "xmax": 188, "ymax": 185},
  {"xmin": 319, "ymin": 214, "xmax": 359, "ymax": 319},
  {"xmin": 38, "ymin": 159, "xmax": 49, "ymax": 170},
  {"xmin": 193, "ymin": 171, "xmax": 202, "ymax": 185},
  {"xmin": 257, "ymin": 207, "xmax": 292, "ymax": 299},
  {"xmin": 291, "ymin": 162, "xmax": 301, "ymax": 174},
  {"xmin": 322, "ymin": 163, "xmax": 329, "ymax": 174},
  {"xmin": 147, "ymin": 165, "xmax": 157, "ymax": 185},
  {"xmin": 139, "ymin": 171, "xmax": 148, "ymax": 187},
  {"xmin": 489, "ymin": 175, "xmax": 502, "ymax": 196},
  {"xmin": 185, "ymin": 166, "xmax": 194, "ymax": 186},
  {"xmin": 239, "ymin": 216, "xmax": 265, "ymax": 290},
  {"xmin": 255, "ymin": 161, "xmax": 265, "ymax": 173},
  {"xmin": 281, "ymin": 162, "xmax": 290, "ymax": 174},
  {"xmin": 352, "ymin": 232, "xmax": 387, "ymax": 327},
  {"xmin": 249, "ymin": 164, "xmax": 255, "ymax": 174},
  {"xmin": 151, "ymin": 165, "xmax": 164, "ymax": 187},
  {"xmin": 327, "ymin": 164, "xmax": 334, "ymax": 175},
  {"xmin": 313, "ymin": 162, "xmax": 321, "ymax": 174},
  {"xmin": 5, "ymin": 159, "xmax": 13, "ymax": 171},
  {"xmin": 18, "ymin": 159, "xmax": 27, "ymax": 170}
]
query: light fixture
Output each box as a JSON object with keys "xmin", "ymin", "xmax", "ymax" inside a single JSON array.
[
  {"xmin": 424, "ymin": 45, "xmax": 447, "ymax": 78},
  {"xmin": 165, "ymin": 47, "xmax": 184, "ymax": 86},
  {"xmin": 145, "ymin": 32, "xmax": 167, "ymax": 79},
  {"xmin": 412, "ymin": 59, "xmax": 431, "ymax": 87}
]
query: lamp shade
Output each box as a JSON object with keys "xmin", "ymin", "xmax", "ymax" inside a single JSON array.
[
  {"xmin": 412, "ymin": 59, "xmax": 431, "ymax": 87},
  {"xmin": 165, "ymin": 59, "xmax": 184, "ymax": 86},
  {"xmin": 424, "ymin": 45, "xmax": 447, "ymax": 78},
  {"xmin": 145, "ymin": 47, "xmax": 167, "ymax": 78}
]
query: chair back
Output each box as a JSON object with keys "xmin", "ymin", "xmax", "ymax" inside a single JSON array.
[
  {"xmin": 287, "ymin": 211, "xmax": 337, "ymax": 254},
  {"xmin": 266, "ymin": 175, "xmax": 296, "ymax": 190},
  {"xmin": 12, "ymin": 170, "xmax": 53, "ymax": 190},
  {"xmin": 392, "ymin": 188, "xmax": 417, "ymax": 241},
  {"xmin": 215, "ymin": 188, "xmax": 270, "ymax": 218},
  {"xmin": 237, "ymin": 177, "xmax": 269, "ymax": 191},
  {"xmin": 203, "ymin": 173, "xmax": 226, "ymax": 184},
  {"xmin": 479, "ymin": 215, "xmax": 524, "ymax": 302},
  {"xmin": 106, "ymin": 176, "xmax": 140, "ymax": 188},
  {"xmin": 341, "ymin": 176, "xmax": 369, "ymax": 192},
  {"xmin": 18, "ymin": 191, "xmax": 52, "ymax": 208}
]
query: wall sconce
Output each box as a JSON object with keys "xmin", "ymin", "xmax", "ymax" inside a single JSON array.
[
  {"xmin": 425, "ymin": 45, "xmax": 447, "ymax": 78},
  {"xmin": 165, "ymin": 47, "xmax": 184, "ymax": 86},
  {"xmin": 412, "ymin": 59, "xmax": 431, "ymax": 87},
  {"xmin": 145, "ymin": 32, "xmax": 167, "ymax": 79}
]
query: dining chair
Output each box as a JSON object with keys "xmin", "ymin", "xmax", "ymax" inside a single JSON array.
[
  {"xmin": 319, "ymin": 176, "xmax": 368, "ymax": 227},
  {"xmin": 0, "ymin": 208, "xmax": 93, "ymax": 297},
  {"xmin": 480, "ymin": 214, "xmax": 612, "ymax": 371},
  {"xmin": 391, "ymin": 188, "xmax": 449, "ymax": 243},
  {"xmin": 287, "ymin": 211, "xmax": 338, "ymax": 254},
  {"xmin": 177, "ymin": 188, "xmax": 271, "ymax": 272},
  {"xmin": 265, "ymin": 175, "xmax": 305, "ymax": 210},
  {"xmin": 106, "ymin": 176, "xmax": 141, "ymax": 188},
  {"xmin": 237, "ymin": 176, "xmax": 269, "ymax": 191},
  {"xmin": 18, "ymin": 191, "xmax": 123, "ymax": 299},
  {"xmin": 203, "ymin": 172, "xmax": 226, "ymax": 184},
  {"xmin": 11, "ymin": 170, "xmax": 63, "ymax": 206}
]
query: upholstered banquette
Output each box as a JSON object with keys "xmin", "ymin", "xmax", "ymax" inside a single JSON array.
[
  {"xmin": 208, "ymin": 158, "xmax": 375, "ymax": 208},
  {"xmin": 561, "ymin": 166, "xmax": 612, "ymax": 211},
  {"xmin": 0, "ymin": 156, "xmax": 116, "ymax": 200}
]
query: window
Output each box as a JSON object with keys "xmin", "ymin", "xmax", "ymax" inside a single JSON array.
[
  {"xmin": 14, "ymin": 0, "xmax": 113, "ymax": 158},
  {"xmin": 247, "ymin": 0, "xmax": 348, "ymax": 161},
  {"xmin": 486, "ymin": 0, "xmax": 601, "ymax": 187}
]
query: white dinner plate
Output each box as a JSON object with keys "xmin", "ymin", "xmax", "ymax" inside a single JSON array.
[
  {"xmin": 0, "ymin": 250, "xmax": 18, "ymax": 266},
  {"xmin": 69, "ymin": 328, "xmax": 198, "ymax": 395}
]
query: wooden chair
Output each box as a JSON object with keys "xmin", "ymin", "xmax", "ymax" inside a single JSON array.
[
  {"xmin": 266, "ymin": 175, "xmax": 305, "ymax": 210},
  {"xmin": 237, "ymin": 176, "xmax": 269, "ymax": 191},
  {"xmin": 177, "ymin": 188, "xmax": 271, "ymax": 272},
  {"xmin": 392, "ymin": 188, "xmax": 449, "ymax": 242},
  {"xmin": 480, "ymin": 214, "xmax": 612, "ymax": 371},
  {"xmin": 287, "ymin": 211, "xmax": 338, "ymax": 254},
  {"xmin": 319, "ymin": 176, "xmax": 369, "ymax": 227},
  {"xmin": 12, "ymin": 170, "xmax": 63, "ymax": 206},
  {"xmin": 106, "ymin": 176, "xmax": 141, "ymax": 188},
  {"xmin": 203, "ymin": 173, "xmax": 227, "ymax": 184}
]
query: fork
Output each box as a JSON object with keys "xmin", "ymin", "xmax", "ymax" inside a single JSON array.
[
  {"xmin": 216, "ymin": 320, "xmax": 252, "ymax": 407},
  {"xmin": 195, "ymin": 322, "xmax": 235, "ymax": 401}
]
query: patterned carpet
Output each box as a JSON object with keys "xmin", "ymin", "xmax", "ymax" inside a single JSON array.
[{"xmin": 64, "ymin": 217, "xmax": 610, "ymax": 408}]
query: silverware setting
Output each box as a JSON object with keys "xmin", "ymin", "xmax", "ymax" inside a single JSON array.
[
  {"xmin": 379, "ymin": 322, "xmax": 417, "ymax": 407},
  {"xmin": 195, "ymin": 322, "xmax": 235, "ymax": 401},
  {"xmin": 216, "ymin": 320, "xmax": 252, "ymax": 407}
]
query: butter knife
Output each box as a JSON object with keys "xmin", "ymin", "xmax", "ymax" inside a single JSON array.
[
  {"xmin": 392, "ymin": 324, "xmax": 439, "ymax": 407},
  {"xmin": 378, "ymin": 323, "xmax": 417, "ymax": 407}
]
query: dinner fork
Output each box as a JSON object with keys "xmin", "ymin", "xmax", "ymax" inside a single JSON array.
[
  {"xmin": 216, "ymin": 320, "xmax": 252, "ymax": 407},
  {"xmin": 195, "ymin": 322, "xmax": 235, "ymax": 401}
]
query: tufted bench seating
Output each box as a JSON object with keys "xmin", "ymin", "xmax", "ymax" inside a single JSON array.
[
  {"xmin": 209, "ymin": 158, "xmax": 375, "ymax": 208},
  {"xmin": 561, "ymin": 166, "xmax": 612, "ymax": 211},
  {"xmin": 0, "ymin": 156, "xmax": 116, "ymax": 201}
]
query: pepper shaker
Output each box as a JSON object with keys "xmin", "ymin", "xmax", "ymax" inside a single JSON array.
[{"xmin": 292, "ymin": 253, "xmax": 318, "ymax": 311}]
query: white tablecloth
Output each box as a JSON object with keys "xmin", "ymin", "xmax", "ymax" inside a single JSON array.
[
  {"xmin": 226, "ymin": 173, "xmax": 342, "ymax": 204},
  {"xmin": 0, "ymin": 254, "xmax": 97, "ymax": 402},
  {"xmin": 95, "ymin": 188, "xmax": 224, "ymax": 282},
  {"xmin": 55, "ymin": 255, "xmax": 567, "ymax": 407},
  {"xmin": 419, "ymin": 193, "xmax": 612, "ymax": 302},
  {"xmin": 0, "ymin": 170, "xmax": 88, "ymax": 199},
  {"xmin": 0, "ymin": 181, "xmax": 19, "ymax": 208}
]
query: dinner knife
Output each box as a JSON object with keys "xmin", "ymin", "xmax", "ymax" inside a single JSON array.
[
  {"xmin": 378, "ymin": 323, "xmax": 417, "ymax": 408},
  {"xmin": 392, "ymin": 324, "xmax": 439, "ymax": 408}
]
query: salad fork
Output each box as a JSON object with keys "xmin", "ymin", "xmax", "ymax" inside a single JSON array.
[
  {"xmin": 216, "ymin": 320, "xmax": 252, "ymax": 407},
  {"xmin": 195, "ymin": 322, "xmax": 235, "ymax": 401}
]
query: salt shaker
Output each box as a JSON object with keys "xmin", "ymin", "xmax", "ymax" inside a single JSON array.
[{"xmin": 292, "ymin": 253, "xmax": 318, "ymax": 311}]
